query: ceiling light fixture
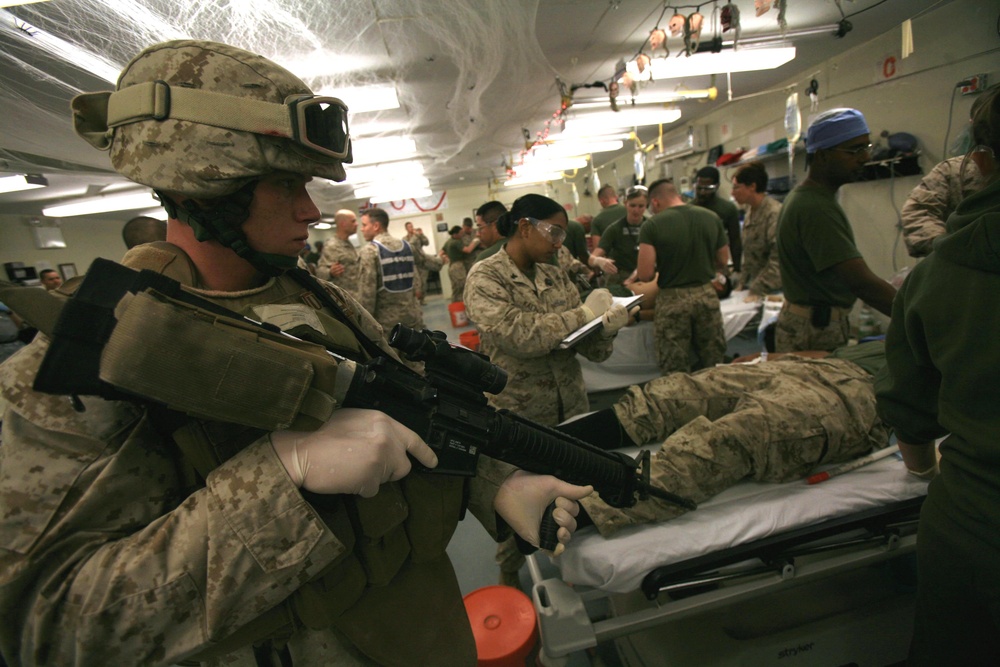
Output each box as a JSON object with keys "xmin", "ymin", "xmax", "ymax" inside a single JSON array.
[
  {"xmin": 513, "ymin": 157, "xmax": 588, "ymax": 176},
  {"xmin": 0, "ymin": 9, "xmax": 122, "ymax": 82},
  {"xmin": 0, "ymin": 173, "xmax": 47, "ymax": 193},
  {"xmin": 368, "ymin": 187, "xmax": 434, "ymax": 203},
  {"xmin": 563, "ymin": 108, "xmax": 682, "ymax": 134},
  {"xmin": 504, "ymin": 172, "xmax": 565, "ymax": 187},
  {"xmin": 42, "ymin": 190, "xmax": 160, "ymax": 217},
  {"xmin": 346, "ymin": 160, "xmax": 425, "ymax": 184},
  {"xmin": 316, "ymin": 84, "xmax": 400, "ymax": 113},
  {"xmin": 350, "ymin": 137, "xmax": 418, "ymax": 166},
  {"xmin": 354, "ymin": 177, "xmax": 431, "ymax": 200},
  {"xmin": 530, "ymin": 140, "xmax": 625, "ymax": 158},
  {"xmin": 648, "ymin": 46, "xmax": 796, "ymax": 80}
]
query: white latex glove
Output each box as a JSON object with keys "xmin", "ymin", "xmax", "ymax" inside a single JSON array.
[
  {"xmin": 600, "ymin": 303, "xmax": 632, "ymax": 337},
  {"xmin": 271, "ymin": 408, "xmax": 438, "ymax": 497},
  {"xmin": 590, "ymin": 255, "xmax": 618, "ymax": 275},
  {"xmin": 494, "ymin": 470, "xmax": 593, "ymax": 556},
  {"xmin": 581, "ymin": 288, "xmax": 614, "ymax": 321}
]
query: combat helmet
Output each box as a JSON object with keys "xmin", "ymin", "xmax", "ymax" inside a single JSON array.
[{"xmin": 71, "ymin": 40, "xmax": 352, "ymax": 274}]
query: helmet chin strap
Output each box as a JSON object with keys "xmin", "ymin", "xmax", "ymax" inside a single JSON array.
[{"xmin": 157, "ymin": 181, "xmax": 297, "ymax": 277}]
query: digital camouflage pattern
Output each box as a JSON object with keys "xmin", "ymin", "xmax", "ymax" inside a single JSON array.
[
  {"xmin": 739, "ymin": 195, "xmax": 783, "ymax": 296},
  {"xmin": 464, "ymin": 249, "xmax": 613, "ymax": 427},
  {"xmin": 775, "ymin": 305, "xmax": 851, "ymax": 353},
  {"xmin": 900, "ymin": 156, "xmax": 984, "ymax": 258},
  {"xmin": 0, "ymin": 243, "xmax": 513, "ymax": 666},
  {"xmin": 653, "ymin": 283, "xmax": 726, "ymax": 373},
  {"xmin": 317, "ymin": 236, "xmax": 361, "ymax": 298},
  {"xmin": 356, "ymin": 233, "xmax": 424, "ymax": 334},
  {"xmin": 582, "ymin": 353, "xmax": 887, "ymax": 536},
  {"xmin": 72, "ymin": 40, "xmax": 345, "ymax": 199}
]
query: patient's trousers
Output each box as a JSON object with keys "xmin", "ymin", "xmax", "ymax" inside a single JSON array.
[{"xmin": 581, "ymin": 357, "xmax": 887, "ymax": 537}]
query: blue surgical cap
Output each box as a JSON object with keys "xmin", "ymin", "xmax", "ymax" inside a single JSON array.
[{"xmin": 806, "ymin": 108, "xmax": 870, "ymax": 153}]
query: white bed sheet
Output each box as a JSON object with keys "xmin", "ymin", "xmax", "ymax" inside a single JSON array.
[{"xmin": 552, "ymin": 453, "xmax": 929, "ymax": 594}]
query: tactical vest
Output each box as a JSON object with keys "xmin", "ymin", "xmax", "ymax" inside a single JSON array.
[
  {"xmin": 4, "ymin": 243, "xmax": 474, "ymax": 666},
  {"xmin": 371, "ymin": 240, "xmax": 415, "ymax": 293}
]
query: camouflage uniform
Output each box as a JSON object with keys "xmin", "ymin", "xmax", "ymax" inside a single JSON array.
[
  {"xmin": 316, "ymin": 236, "xmax": 361, "ymax": 298},
  {"xmin": 900, "ymin": 156, "xmax": 984, "ymax": 258},
  {"xmin": 464, "ymin": 248, "xmax": 614, "ymax": 427},
  {"xmin": 739, "ymin": 195, "xmax": 783, "ymax": 296},
  {"xmin": 0, "ymin": 243, "xmax": 514, "ymax": 666},
  {"xmin": 404, "ymin": 231, "xmax": 436, "ymax": 298},
  {"xmin": 356, "ymin": 232, "xmax": 424, "ymax": 334},
  {"xmin": 582, "ymin": 344, "xmax": 888, "ymax": 536},
  {"xmin": 442, "ymin": 237, "xmax": 468, "ymax": 303}
]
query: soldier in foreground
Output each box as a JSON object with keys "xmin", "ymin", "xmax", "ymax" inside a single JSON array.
[{"xmin": 0, "ymin": 40, "xmax": 590, "ymax": 667}]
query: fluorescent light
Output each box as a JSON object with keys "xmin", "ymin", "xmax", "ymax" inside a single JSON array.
[
  {"xmin": 369, "ymin": 188, "xmax": 434, "ymax": 203},
  {"xmin": 346, "ymin": 160, "xmax": 425, "ymax": 184},
  {"xmin": 0, "ymin": 9, "xmax": 123, "ymax": 83},
  {"xmin": 504, "ymin": 172, "xmax": 564, "ymax": 187},
  {"xmin": 648, "ymin": 46, "xmax": 796, "ymax": 80},
  {"xmin": 351, "ymin": 136, "xmax": 418, "ymax": 166},
  {"xmin": 0, "ymin": 173, "xmax": 47, "ymax": 193},
  {"xmin": 43, "ymin": 191, "xmax": 160, "ymax": 217},
  {"xmin": 354, "ymin": 176, "xmax": 431, "ymax": 200},
  {"xmin": 311, "ymin": 221, "xmax": 333, "ymax": 230},
  {"xmin": 529, "ymin": 140, "xmax": 624, "ymax": 158},
  {"xmin": 513, "ymin": 157, "xmax": 588, "ymax": 176},
  {"xmin": 564, "ymin": 108, "xmax": 682, "ymax": 134},
  {"xmin": 571, "ymin": 88, "xmax": 716, "ymax": 110},
  {"xmin": 0, "ymin": 1, "xmax": 51, "ymax": 7},
  {"xmin": 316, "ymin": 84, "xmax": 400, "ymax": 113}
]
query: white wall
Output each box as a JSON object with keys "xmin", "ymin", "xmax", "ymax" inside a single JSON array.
[{"xmin": 0, "ymin": 214, "xmax": 130, "ymax": 281}]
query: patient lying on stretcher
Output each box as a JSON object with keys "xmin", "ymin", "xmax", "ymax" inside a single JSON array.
[{"xmin": 558, "ymin": 340, "xmax": 889, "ymax": 537}]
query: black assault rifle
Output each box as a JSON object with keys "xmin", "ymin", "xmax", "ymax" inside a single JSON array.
[{"xmin": 27, "ymin": 259, "xmax": 695, "ymax": 550}]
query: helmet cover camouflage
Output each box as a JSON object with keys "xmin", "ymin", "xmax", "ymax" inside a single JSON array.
[{"xmin": 75, "ymin": 40, "xmax": 346, "ymax": 199}]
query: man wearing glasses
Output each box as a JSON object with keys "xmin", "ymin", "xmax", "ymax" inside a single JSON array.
[{"xmin": 776, "ymin": 108, "xmax": 897, "ymax": 352}]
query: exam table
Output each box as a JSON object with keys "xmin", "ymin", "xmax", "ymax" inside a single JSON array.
[
  {"xmin": 580, "ymin": 291, "xmax": 764, "ymax": 392},
  {"xmin": 528, "ymin": 451, "xmax": 927, "ymax": 666}
]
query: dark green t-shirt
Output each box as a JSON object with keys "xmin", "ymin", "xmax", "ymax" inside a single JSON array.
[
  {"xmin": 639, "ymin": 205, "xmax": 727, "ymax": 288},
  {"xmin": 828, "ymin": 339, "xmax": 885, "ymax": 376},
  {"xmin": 443, "ymin": 237, "xmax": 466, "ymax": 263},
  {"xmin": 695, "ymin": 195, "xmax": 742, "ymax": 271},
  {"xmin": 777, "ymin": 184, "xmax": 862, "ymax": 308},
  {"xmin": 474, "ymin": 239, "xmax": 506, "ymax": 263},
  {"xmin": 598, "ymin": 217, "xmax": 645, "ymax": 278},
  {"xmin": 591, "ymin": 203, "xmax": 626, "ymax": 238},
  {"xmin": 564, "ymin": 220, "xmax": 589, "ymax": 263}
]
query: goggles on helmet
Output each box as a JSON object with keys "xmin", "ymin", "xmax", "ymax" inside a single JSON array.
[
  {"xmin": 101, "ymin": 81, "xmax": 352, "ymax": 161},
  {"xmin": 286, "ymin": 94, "xmax": 352, "ymax": 160}
]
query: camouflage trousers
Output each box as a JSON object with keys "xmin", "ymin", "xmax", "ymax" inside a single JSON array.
[
  {"xmin": 449, "ymin": 262, "xmax": 467, "ymax": 303},
  {"xmin": 581, "ymin": 356, "xmax": 887, "ymax": 536},
  {"xmin": 775, "ymin": 305, "xmax": 851, "ymax": 353},
  {"xmin": 653, "ymin": 283, "xmax": 726, "ymax": 374}
]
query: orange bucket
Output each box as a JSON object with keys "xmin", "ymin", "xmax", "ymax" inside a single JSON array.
[
  {"xmin": 449, "ymin": 301, "xmax": 469, "ymax": 327},
  {"xmin": 459, "ymin": 330, "xmax": 480, "ymax": 351},
  {"xmin": 463, "ymin": 585, "xmax": 538, "ymax": 667}
]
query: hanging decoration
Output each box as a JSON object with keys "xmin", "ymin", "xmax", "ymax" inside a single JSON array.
[{"xmin": 721, "ymin": 2, "xmax": 741, "ymax": 50}]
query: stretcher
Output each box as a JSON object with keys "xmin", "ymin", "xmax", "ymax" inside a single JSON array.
[{"xmin": 528, "ymin": 451, "xmax": 928, "ymax": 666}]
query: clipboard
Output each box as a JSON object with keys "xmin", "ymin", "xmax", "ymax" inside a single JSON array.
[{"xmin": 558, "ymin": 294, "xmax": 643, "ymax": 349}]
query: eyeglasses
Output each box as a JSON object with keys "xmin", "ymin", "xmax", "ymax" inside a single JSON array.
[
  {"xmin": 695, "ymin": 183, "xmax": 718, "ymax": 191},
  {"xmin": 525, "ymin": 217, "xmax": 566, "ymax": 245},
  {"xmin": 832, "ymin": 143, "xmax": 873, "ymax": 156}
]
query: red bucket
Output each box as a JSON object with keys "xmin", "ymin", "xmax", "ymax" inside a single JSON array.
[
  {"xmin": 449, "ymin": 301, "xmax": 469, "ymax": 327},
  {"xmin": 463, "ymin": 585, "xmax": 538, "ymax": 666},
  {"xmin": 459, "ymin": 330, "xmax": 480, "ymax": 351}
]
